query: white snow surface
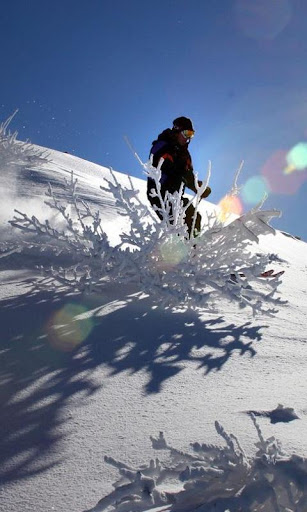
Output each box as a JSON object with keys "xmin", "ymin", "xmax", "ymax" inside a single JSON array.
[{"xmin": 0, "ymin": 142, "xmax": 307, "ymax": 512}]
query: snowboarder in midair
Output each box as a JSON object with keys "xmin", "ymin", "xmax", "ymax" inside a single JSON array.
[{"xmin": 147, "ymin": 116, "xmax": 211, "ymax": 237}]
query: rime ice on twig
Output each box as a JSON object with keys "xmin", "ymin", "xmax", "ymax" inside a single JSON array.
[
  {"xmin": 10, "ymin": 167, "xmax": 284, "ymax": 314},
  {"xmin": 0, "ymin": 110, "xmax": 49, "ymax": 169},
  {"xmin": 84, "ymin": 417, "xmax": 307, "ymax": 512},
  {"xmin": 4, "ymin": 121, "xmax": 285, "ymax": 314}
]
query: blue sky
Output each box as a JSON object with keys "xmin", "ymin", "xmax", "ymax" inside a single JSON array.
[{"xmin": 1, "ymin": 0, "xmax": 307, "ymax": 239}]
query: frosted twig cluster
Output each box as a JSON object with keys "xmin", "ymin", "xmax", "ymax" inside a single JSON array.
[
  {"xmin": 0, "ymin": 112, "xmax": 50, "ymax": 258},
  {"xmin": 1, "ymin": 113, "xmax": 285, "ymax": 315},
  {"xmin": 9, "ymin": 161, "xmax": 285, "ymax": 314},
  {"xmin": 83, "ymin": 417, "xmax": 307, "ymax": 512},
  {"xmin": 0, "ymin": 110, "xmax": 49, "ymax": 170},
  {"xmin": 9, "ymin": 172, "xmax": 116, "ymax": 293}
]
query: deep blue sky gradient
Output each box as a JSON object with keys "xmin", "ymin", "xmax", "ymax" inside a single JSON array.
[{"xmin": 1, "ymin": 0, "xmax": 307, "ymax": 239}]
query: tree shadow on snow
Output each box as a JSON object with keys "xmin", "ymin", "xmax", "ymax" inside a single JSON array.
[
  {"xmin": 83, "ymin": 295, "xmax": 262, "ymax": 394},
  {"xmin": 0, "ymin": 286, "xmax": 102, "ymax": 486},
  {"xmin": 0, "ymin": 279, "xmax": 267, "ymax": 486}
]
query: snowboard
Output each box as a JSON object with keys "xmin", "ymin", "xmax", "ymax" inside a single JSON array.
[{"xmin": 230, "ymin": 269, "xmax": 285, "ymax": 283}]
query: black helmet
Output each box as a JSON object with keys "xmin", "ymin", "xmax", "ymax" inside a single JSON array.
[{"xmin": 173, "ymin": 116, "xmax": 194, "ymax": 132}]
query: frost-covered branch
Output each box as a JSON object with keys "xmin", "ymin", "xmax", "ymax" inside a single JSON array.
[
  {"xmin": 3, "ymin": 120, "xmax": 285, "ymax": 314},
  {"xmin": 0, "ymin": 110, "xmax": 49, "ymax": 169},
  {"xmin": 9, "ymin": 171, "xmax": 115, "ymax": 292},
  {"xmin": 9, "ymin": 167, "xmax": 285, "ymax": 313},
  {"xmin": 84, "ymin": 416, "xmax": 307, "ymax": 512}
]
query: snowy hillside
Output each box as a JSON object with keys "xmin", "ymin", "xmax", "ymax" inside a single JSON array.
[{"xmin": 1, "ymin": 132, "xmax": 307, "ymax": 512}]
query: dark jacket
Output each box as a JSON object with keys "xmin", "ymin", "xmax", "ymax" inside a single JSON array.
[
  {"xmin": 147, "ymin": 129, "xmax": 211, "ymax": 200},
  {"xmin": 147, "ymin": 129, "xmax": 196, "ymax": 197}
]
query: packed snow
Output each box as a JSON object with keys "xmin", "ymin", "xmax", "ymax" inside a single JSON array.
[{"xmin": 0, "ymin": 118, "xmax": 307, "ymax": 511}]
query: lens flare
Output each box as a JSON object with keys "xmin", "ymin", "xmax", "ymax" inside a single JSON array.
[
  {"xmin": 241, "ymin": 176, "xmax": 270, "ymax": 205},
  {"xmin": 286, "ymin": 142, "xmax": 307, "ymax": 171},
  {"xmin": 218, "ymin": 195, "xmax": 243, "ymax": 223},
  {"xmin": 283, "ymin": 164, "xmax": 296, "ymax": 175},
  {"xmin": 159, "ymin": 237, "xmax": 189, "ymax": 268},
  {"xmin": 261, "ymin": 149, "xmax": 307, "ymax": 194},
  {"xmin": 235, "ymin": 0, "xmax": 292, "ymax": 40},
  {"xmin": 47, "ymin": 303, "xmax": 94, "ymax": 352}
]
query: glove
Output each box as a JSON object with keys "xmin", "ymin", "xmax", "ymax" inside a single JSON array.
[{"xmin": 201, "ymin": 186, "xmax": 211, "ymax": 199}]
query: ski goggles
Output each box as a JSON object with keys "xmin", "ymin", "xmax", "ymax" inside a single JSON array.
[{"xmin": 181, "ymin": 129, "xmax": 195, "ymax": 140}]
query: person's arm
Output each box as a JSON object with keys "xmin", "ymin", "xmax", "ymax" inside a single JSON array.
[
  {"xmin": 185, "ymin": 168, "xmax": 211, "ymax": 198},
  {"xmin": 151, "ymin": 141, "xmax": 175, "ymax": 176}
]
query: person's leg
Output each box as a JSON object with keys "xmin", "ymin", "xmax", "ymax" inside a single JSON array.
[
  {"xmin": 147, "ymin": 193, "xmax": 164, "ymax": 221},
  {"xmin": 182, "ymin": 198, "xmax": 201, "ymax": 237}
]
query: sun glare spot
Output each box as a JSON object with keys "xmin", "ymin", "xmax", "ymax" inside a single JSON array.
[
  {"xmin": 242, "ymin": 176, "xmax": 270, "ymax": 205},
  {"xmin": 234, "ymin": 0, "xmax": 292, "ymax": 40},
  {"xmin": 47, "ymin": 303, "xmax": 94, "ymax": 352},
  {"xmin": 218, "ymin": 195, "xmax": 243, "ymax": 223},
  {"xmin": 283, "ymin": 164, "xmax": 296, "ymax": 175},
  {"xmin": 158, "ymin": 237, "xmax": 189, "ymax": 268},
  {"xmin": 261, "ymin": 149, "xmax": 307, "ymax": 194},
  {"xmin": 286, "ymin": 142, "xmax": 307, "ymax": 171}
]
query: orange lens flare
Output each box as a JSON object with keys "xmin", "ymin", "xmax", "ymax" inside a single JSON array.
[{"xmin": 218, "ymin": 195, "xmax": 243, "ymax": 223}]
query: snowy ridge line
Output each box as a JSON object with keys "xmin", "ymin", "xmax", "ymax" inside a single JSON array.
[
  {"xmin": 83, "ymin": 414, "xmax": 307, "ymax": 512},
  {"xmin": 281, "ymin": 230, "xmax": 302, "ymax": 241}
]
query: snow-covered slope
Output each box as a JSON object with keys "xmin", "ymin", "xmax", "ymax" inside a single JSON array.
[{"xmin": 0, "ymin": 144, "xmax": 307, "ymax": 512}]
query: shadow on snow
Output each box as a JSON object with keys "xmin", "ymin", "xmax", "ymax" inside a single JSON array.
[{"xmin": 0, "ymin": 275, "xmax": 266, "ymax": 486}]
